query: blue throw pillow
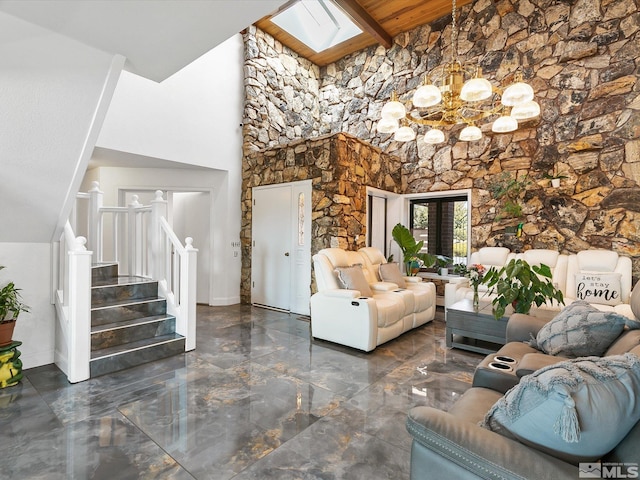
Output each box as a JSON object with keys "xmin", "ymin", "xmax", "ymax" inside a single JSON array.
[
  {"xmin": 530, "ymin": 300, "xmax": 627, "ymax": 357},
  {"xmin": 482, "ymin": 354, "xmax": 640, "ymax": 463}
]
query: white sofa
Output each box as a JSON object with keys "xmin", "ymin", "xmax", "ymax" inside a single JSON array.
[
  {"xmin": 445, "ymin": 247, "xmax": 634, "ymax": 318},
  {"xmin": 310, "ymin": 247, "xmax": 436, "ymax": 351}
]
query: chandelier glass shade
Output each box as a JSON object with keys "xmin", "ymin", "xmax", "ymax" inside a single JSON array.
[{"xmin": 377, "ymin": 0, "xmax": 540, "ymax": 145}]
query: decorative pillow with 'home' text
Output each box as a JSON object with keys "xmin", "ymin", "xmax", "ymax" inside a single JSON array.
[{"xmin": 575, "ymin": 272, "xmax": 622, "ymax": 306}]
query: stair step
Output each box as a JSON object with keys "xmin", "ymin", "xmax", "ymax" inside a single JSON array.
[
  {"xmin": 90, "ymin": 334, "xmax": 185, "ymax": 377},
  {"xmin": 92, "ymin": 277, "xmax": 158, "ymax": 305},
  {"xmin": 91, "ymin": 297, "xmax": 167, "ymax": 326},
  {"xmin": 92, "ymin": 263, "xmax": 119, "ymax": 282},
  {"xmin": 91, "ymin": 315, "xmax": 176, "ymax": 350}
]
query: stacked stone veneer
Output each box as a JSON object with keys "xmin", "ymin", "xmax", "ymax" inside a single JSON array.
[
  {"xmin": 242, "ymin": 0, "xmax": 640, "ymax": 302},
  {"xmin": 240, "ymin": 133, "xmax": 402, "ymax": 302}
]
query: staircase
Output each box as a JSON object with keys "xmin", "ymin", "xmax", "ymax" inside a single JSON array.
[{"xmin": 89, "ymin": 263, "xmax": 185, "ymax": 377}]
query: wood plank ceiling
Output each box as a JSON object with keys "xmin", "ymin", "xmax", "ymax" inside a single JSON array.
[{"xmin": 255, "ymin": 0, "xmax": 474, "ymax": 66}]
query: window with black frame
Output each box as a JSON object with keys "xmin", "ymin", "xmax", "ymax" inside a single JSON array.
[{"xmin": 409, "ymin": 196, "xmax": 469, "ymax": 266}]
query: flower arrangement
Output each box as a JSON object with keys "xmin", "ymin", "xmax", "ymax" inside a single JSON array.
[
  {"xmin": 467, "ymin": 264, "xmax": 486, "ymax": 289},
  {"xmin": 467, "ymin": 264, "xmax": 486, "ymax": 310}
]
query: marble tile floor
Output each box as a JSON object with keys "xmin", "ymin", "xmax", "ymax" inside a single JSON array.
[{"xmin": 0, "ymin": 304, "xmax": 484, "ymax": 480}]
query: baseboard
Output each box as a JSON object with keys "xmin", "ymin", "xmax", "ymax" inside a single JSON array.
[
  {"xmin": 209, "ymin": 296, "xmax": 240, "ymax": 306},
  {"xmin": 21, "ymin": 348, "xmax": 55, "ymax": 370},
  {"xmin": 54, "ymin": 348, "xmax": 69, "ymax": 377}
]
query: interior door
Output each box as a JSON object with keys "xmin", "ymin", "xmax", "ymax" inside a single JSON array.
[
  {"xmin": 251, "ymin": 185, "xmax": 292, "ymax": 311},
  {"xmin": 251, "ymin": 181, "xmax": 311, "ymax": 314}
]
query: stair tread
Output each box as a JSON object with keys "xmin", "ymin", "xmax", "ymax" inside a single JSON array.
[
  {"xmin": 91, "ymin": 333, "xmax": 184, "ymax": 360},
  {"xmin": 92, "ymin": 275, "xmax": 155, "ymax": 288},
  {"xmin": 91, "ymin": 314, "xmax": 175, "ymax": 334},
  {"xmin": 92, "ymin": 296, "xmax": 165, "ymax": 310}
]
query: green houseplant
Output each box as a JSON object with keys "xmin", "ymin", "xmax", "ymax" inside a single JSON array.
[
  {"xmin": 482, "ymin": 258, "xmax": 564, "ymax": 319},
  {"xmin": 391, "ymin": 223, "xmax": 436, "ymax": 276},
  {"xmin": 0, "ymin": 266, "xmax": 29, "ymax": 346},
  {"xmin": 489, "ymin": 172, "xmax": 529, "ymax": 219}
]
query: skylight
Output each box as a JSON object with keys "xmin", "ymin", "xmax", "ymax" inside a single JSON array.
[{"xmin": 271, "ymin": 0, "xmax": 363, "ymax": 53}]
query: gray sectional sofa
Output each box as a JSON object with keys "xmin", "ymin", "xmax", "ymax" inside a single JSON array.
[{"xmin": 406, "ymin": 281, "xmax": 640, "ymax": 479}]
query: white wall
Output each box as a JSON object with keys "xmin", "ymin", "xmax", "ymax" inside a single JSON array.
[
  {"xmin": 93, "ymin": 34, "xmax": 246, "ymax": 305},
  {"xmin": 173, "ymin": 192, "xmax": 211, "ymax": 304},
  {"xmin": 0, "ymin": 11, "xmax": 123, "ymax": 244},
  {"xmin": 0, "ymin": 243, "xmax": 54, "ymax": 369}
]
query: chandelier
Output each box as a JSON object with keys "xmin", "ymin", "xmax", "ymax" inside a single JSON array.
[{"xmin": 376, "ymin": 0, "xmax": 540, "ymax": 144}]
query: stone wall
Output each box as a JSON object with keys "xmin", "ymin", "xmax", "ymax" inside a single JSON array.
[
  {"xmin": 240, "ymin": 133, "xmax": 403, "ymax": 302},
  {"xmin": 242, "ymin": 0, "xmax": 640, "ymax": 295}
]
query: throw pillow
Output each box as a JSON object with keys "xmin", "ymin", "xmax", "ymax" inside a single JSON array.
[
  {"xmin": 481, "ymin": 354, "xmax": 640, "ymax": 463},
  {"xmin": 334, "ymin": 265, "xmax": 373, "ymax": 297},
  {"xmin": 531, "ymin": 300, "xmax": 626, "ymax": 358},
  {"xmin": 378, "ymin": 262, "xmax": 407, "ymax": 288},
  {"xmin": 575, "ymin": 272, "xmax": 622, "ymax": 306}
]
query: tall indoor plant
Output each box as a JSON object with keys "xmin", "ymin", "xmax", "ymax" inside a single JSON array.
[
  {"xmin": 0, "ymin": 266, "xmax": 29, "ymax": 346},
  {"xmin": 391, "ymin": 223, "xmax": 436, "ymax": 276},
  {"xmin": 482, "ymin": 258, "xmax": 564, "ymax": 319}
]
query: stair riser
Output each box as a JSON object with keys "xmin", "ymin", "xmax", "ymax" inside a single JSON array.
[
  {"xmin": 90, "ymin": 338, "xmax": 185, "ymax": 377},
  {"xmin": 92, "ymin": 282, "xmax": 158, "ymax": 305},
  {"xmin": 92, "ymin": 264, "xmax": 119, "ymax": 282},
  {"xmin": 92, "ymin": 301, "xmax": 167, "ymax": 326},
  {"xmin": 91, "ymin": 318, "xmax": 176, "ymax": 350}
]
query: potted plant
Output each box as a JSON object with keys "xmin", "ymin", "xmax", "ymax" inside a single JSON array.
[
  {"xmin": 391, "ymin": 223, "xmax": 436, "ymax": 276},
  {"xmin": 482, "ymin": 258, "xmax": 564, "ymax": 319},
  {"xmin": 0, "ymin": 266, "xmax": 29, "ymax": 347},
  {"xmin": 452, "ymin": 263, "xmax": 468, "ymax": 276},
  {"xmin": 543, "ymin": 171, "xmax": 568, "ymax": 188},
  {"xmin": 435, "ymin": 255, "xmax": 452, "ymax": 275}
]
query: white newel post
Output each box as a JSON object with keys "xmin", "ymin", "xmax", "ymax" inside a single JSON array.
[
  {"xmin": 67, "ymin": 236, "xmax": 92, "ymax": 383},
  {"xmin": 88, "ymin": 181, "xmax": 103, "ymax": 263},
  {"xmin": 127, "ymin": 195, "xmax": 141, "ymax": 276},
  {"xmin": 150, "ymin": 190, "xmax": 168, "ymax": 281},
  {"xmin": 179, "ymin": 237, "xmax": 198, "ymax": 351}
]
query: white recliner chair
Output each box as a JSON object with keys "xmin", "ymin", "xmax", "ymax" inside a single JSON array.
[{"xmin": 358, "ymin": 247, "xmax": 436, "ymax": 328}]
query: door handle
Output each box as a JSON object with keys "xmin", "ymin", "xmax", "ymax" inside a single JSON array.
[{"xmin": 284, "ymin": 252, "xmax": 290, "ymax": 256}]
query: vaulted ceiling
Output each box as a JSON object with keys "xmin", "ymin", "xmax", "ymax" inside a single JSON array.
[{"xmin": 255, "ymin": 0, "xmax": 474, "ymax": 66}]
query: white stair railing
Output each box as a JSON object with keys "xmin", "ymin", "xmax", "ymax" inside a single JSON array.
[
  {"xmin": 53, "ymin": 222, "xmax": 92, "ymax": 383},
  {"xmin": 54, "ymin": 183, "xmax": 197, "ymax": 382}
]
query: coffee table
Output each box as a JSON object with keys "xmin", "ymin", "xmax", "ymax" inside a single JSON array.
[
  {"xmin": 445, "ymin": 299, "xmax": 508, "ymax": 354},
  {"xmin": 446, "ymin": 299, "xmax": 557, "ymax": 354}
]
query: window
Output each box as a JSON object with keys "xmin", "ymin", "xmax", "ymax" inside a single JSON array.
[
  {"xmin": 410, "ymin": 195, "xmax": 469, "ymax": 265},
  {"xmin": 270, "ymin": 0, "xmax": 363, "ymax": 53}
]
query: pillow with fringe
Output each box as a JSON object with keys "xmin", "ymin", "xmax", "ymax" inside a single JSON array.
[{"xmin": 482, "ymin": 354, "xmax": 640, "ymax": 463}]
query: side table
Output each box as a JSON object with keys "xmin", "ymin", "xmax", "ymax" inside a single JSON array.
[{"xmin": 0, "ymin": 341, "xmax": 23, "ymax": 388}]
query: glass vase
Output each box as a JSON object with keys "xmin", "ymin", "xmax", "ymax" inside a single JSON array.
[{"xmin": 473, "ymin": 286, "xmax": 479, "ymax": 312}]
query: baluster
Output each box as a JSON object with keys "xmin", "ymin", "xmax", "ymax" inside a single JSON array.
[
  {"xmin": 88, "ymin": 181, "xmax": 103, "ymax": 263},
  {"xmin": 151, "ymin": 190, "xmax": 167, "ymax": 281},
  {"xmin": 127, "ymin": 195, "xmax": 141, "ymax": 275}
]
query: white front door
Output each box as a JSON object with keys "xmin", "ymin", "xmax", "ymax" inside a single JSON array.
[{"xmin": 251, "ymin": 181, "xmax": 311, "ymax": 315}]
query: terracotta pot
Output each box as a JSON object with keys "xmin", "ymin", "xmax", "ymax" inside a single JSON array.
[{"xmin": 0, "ymin": 320, "xmax": 16, "ymax": 347}]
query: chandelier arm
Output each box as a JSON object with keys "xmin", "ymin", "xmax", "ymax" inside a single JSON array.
[{"xmin": 405, "ymin": 113, "xmax": 447, "ymax": 127}]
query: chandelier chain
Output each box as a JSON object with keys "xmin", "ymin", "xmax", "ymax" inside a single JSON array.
[{"xmin": 451, "ymin": 0, "xmax": 457, "ymax": 62}]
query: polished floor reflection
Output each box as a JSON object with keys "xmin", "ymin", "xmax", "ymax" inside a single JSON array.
[{"xmin": 0, "ymin": 304, "xmax": 481, "ymax": 479}]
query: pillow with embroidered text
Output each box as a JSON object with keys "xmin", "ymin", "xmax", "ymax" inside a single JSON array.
[{"xmin": 575, "ymin": 272, "xmax": 622, "ymax": 306}]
